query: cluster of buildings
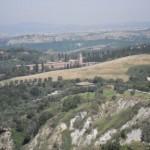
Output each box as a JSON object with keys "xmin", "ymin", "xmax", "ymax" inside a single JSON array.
[
  {"xmin": 16, "ymin": 53, "xmax": 96, "ymax": 72},
  {"xmin": 46, "ymin": 53, "xmax": 84, "ymax": 70}
]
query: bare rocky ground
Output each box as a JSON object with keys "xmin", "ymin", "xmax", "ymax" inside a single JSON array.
[{"xmin": 0, "ymin": 128, "xmax": 14, "ymax": 150}]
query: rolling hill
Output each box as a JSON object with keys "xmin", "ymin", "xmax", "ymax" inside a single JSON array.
[{"xmin": 1, "ymin": 54, "xmax": 150, "ymax": 84}]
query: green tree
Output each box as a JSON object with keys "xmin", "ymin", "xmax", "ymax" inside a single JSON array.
[
  {"xmin": 41, "ymin": 61, "xmax": 45, "ymax": 72},
  {"xmin": 30, "ymin": 87, "xmax": 41, "ymax": 97}
]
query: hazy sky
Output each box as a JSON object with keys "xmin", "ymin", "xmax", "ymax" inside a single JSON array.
[{"xmin": 0, "ymin": 0, "xmax": 150, "ymax": 25}]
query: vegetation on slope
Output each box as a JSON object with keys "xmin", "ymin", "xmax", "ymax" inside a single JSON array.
[{"xmin": 1, "ymin": 54, "xmax": 149, "ymax": 84}]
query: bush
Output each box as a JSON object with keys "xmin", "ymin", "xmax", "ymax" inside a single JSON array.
[
  {"xmin": 39, "ymin": 111, "xmax": 53, "ymax": 126},
  {"xmin": 62, "ymin": 130, "xmax": 72, "ymax": 150},
  {"xmin": 114, "ymin": 79, "xmax": 127, "ymax": 94},
  {"xmin": 62, "ymin": 95, "xmax": 81, "ymax": 112},
  {"xmin": 22, "ymin": 134, "xmax": 31, "ymax": 145},
  {"xmin": 58, "ymin": 76, "xmax": 63, "ymax": 81},
  {"xmin": 93, "ymin": 76, "xmax": 104, "ymax": 84},
  {"xmin": 30, "ymin": 87, "xmax": 41, "ymax": 97},
  {"xmin": 101, "ymin": 140, "xmax": 120, "ymax": 150},
  {"xmin": 130, "ymin": 90, "xmax": 135, "ymax": 96},
  {"xmin": 141, "ymin": 121, "xmax": 150, "ymax": 143},
  {"xmin": 120, "ymin": 130, "xmax": 127, "ymax": 139},
  {"xmin": 112, "ymin": 95, "xmax": 117, "ymax": 101}
]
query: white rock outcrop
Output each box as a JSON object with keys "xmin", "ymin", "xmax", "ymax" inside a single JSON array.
[
  {"xmin": 120, "ymin": 129, "xmax": 142, "ymax": 145},
  {"xmin": 71, "ymin": 117, "xmax": 92, "ymax": 145},
  {"xmin": 95, "ymin": 129, "xmax": 117, "ymax": 145},
  {"xmin": 121, "ymin": 107, "xmax": 150, "ymax": 130},
  {"xmin": 69, "ymin": 111, "xmax": 87, "ymax": 131},
  {"xmin": 0, "ymin": 128, "xmax": 14, "ymax": 150},
  {"xmin": 84, "ymin": 129, "xmax": 98, "ymax": 145}
]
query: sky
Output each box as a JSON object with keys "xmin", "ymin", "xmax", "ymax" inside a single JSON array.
[{"xmin": 0, "ymin": 0, "xmax": 150, "ymax": 25}]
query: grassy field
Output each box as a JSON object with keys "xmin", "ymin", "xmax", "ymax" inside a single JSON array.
[{"xmin": 1, "ymin": 54, "xmax": 150, "ymax": 84}]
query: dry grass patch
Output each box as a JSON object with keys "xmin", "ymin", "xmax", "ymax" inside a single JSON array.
[{"xmin": 1, "ymin": 54, "xmax": 150, "ymax": 84}]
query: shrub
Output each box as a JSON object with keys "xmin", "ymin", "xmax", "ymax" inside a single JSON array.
[
  {"xmin": 101, "ymin": 140, "xmax": 120, "ymax": 150},
  {"xmin": 141, "ymin": 121, "xmax": 150, "ymax": 143},
  {"xmin": 120, "ymin": 130, "xmax": 127, "ymax": 139},
  {"xmin": 130, "ymin": 90, "xmax": 135, "ymax": 96},
  {"xmin": 62, "ymin": 95, "xmax": 81, "ymax": 112},
  {"xmin": 39, "ymin": 111, "xmax": 53, "ymax": 126},
  {"xmin": 112, "ymin": 95, "xmax": 117, "ymax": 101},
  {"xmin": 30, "ymin": 87, "xmax": 41, "ymax": 97},
  {"xmin": 22, "ymin": 134, "xmax": 31, "ymax": 145},
  {"xmin": 58, "ymin": 76, "xmax": 63, "ymax": 81},
  {"xmin": 93, "ymin": 76, "xmax": 104, "ymax": 84},
  {"xmin": 62, "ymin": 130, "xmax": 72, "ymax": 150}
]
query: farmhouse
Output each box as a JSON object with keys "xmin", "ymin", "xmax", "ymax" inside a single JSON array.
[
  {"xmin": 43, "ymin": 53, "xmax": 84, "ymax": 70},
  {"xmin": 16, "ymin": 53, "xmax": 96, "ymax": 72}
]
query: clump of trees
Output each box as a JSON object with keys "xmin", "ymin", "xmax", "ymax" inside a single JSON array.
[
  {"xmin": 0, "ymin": 48, "xmax": 45, "ymax": 80},
  {"xmin": 128, "ymin": 65, "xmax": 150, "ymax": 81},
  {"xmin": 128, "ymin": 65, "xmax": 150, "ymax": 92},
  {"xmin": 114, "ymin": 79, "xmax": 127, "ymax": 94},
  {"xmin": 82, "ymin": 44, "xmax": 150, "ymax": 62}
]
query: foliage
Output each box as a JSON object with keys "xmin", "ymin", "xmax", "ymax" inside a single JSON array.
[
  {"xmin": 128, "ymin": 65, "xmax": 150, "ymax": 81},
  {"xmin": 128, "ymin": 65, "xmax": 150, "ymax": 92},
  {"xmin": 101, "ymin": 140, "xmax": 121, "ymax": 150},
  {"xmin": 39, "ymin": 111, "xmax": 53, "ymax": 126},
  {"xmin": 114, "ymin": 79, "xmax": 128, "ymax": 94},
  {"xmin": 94, "ymin": 105, "xmax": 140, "ymax": 133},
  {"xmin": 11, "ymin": 129, "xmax": 25, "ymax": 150},
  {"xmin": 141, "ymin": 120, "xmax": 150, "ymax": 143},
  {"xmin": 62, "ymin": 95, "xmax": 81, "ymax": 112},
  {"xmin": 61, "ymin": 130, "xmax": 72, "ymax": 150}
]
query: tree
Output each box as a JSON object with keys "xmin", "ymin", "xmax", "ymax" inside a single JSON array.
[
  {"xmin": 35, "ymin": 63, "xmax": 39, "ymax": 73},
  {"xmin": 48, "ymin": 77, "xmax": 52, "ymax": 82},
  {"xmin": 62, "ymin": 95, "xmax": 81, "ymax": 112},
  {"xmin": 22, "ymin": 134, "xmax": 31, "ymax": 145},
  {"xmin": 93, "ymin": 76, "xmax": 104, "ymax": 84},
  {"xmin": 58, "ymin": 76, "xmax": 63, "ymax": 81},
  {"xmin": 39, "ymin": 111, "xmax": 53, "ymax": 126},
  {"xmin": 75, "ymin": 78, "xmax": 80, "ymax": 83},
  {"xmin": 114, "ymin": 79, "xmax": 127, "ymax": 94},
  {"xmin": 41, "ymin": 61, "xmax": 45, "ymax": 72},
  {"xmin": 130, "ymin": 90, "xmax": 135, "ymax": 96},
  {"xmin": 112, "ymin": 95, "xmax": 117, "ymax": 101},
  {"xmin": 120, "ymin": 130, "xmax": 127, "ymax": 139},
  {"xmin": 95, "ymin": 87, "xmax": 104, "ymax": 104},
  {"xmin": 30, "ymin": 87, "xmax": 41, "ymax": 97}
]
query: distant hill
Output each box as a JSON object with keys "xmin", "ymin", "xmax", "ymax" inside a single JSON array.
[
  {"xmin": 1, "ymin": 22, "xmax": 150, "ymax": 35},
  {"xmin": 1, "ymin": 28, "xmax": 150, "ymax": 51}
]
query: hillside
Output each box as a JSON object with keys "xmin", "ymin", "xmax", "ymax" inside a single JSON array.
[
  {"xmin": 23, "ymin": 89, "xmax": 150, "ymax": 150},
  {"xmin": 1, "ymin": 28, "xmax": 150, "ymax": 51},
  {"xmin": 0, "ymin": 57, "xmax": 149, "ymax": 150},
  {"xmin": 2, "ymin": 54, "xmax": 150, "ymax": 84}
]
